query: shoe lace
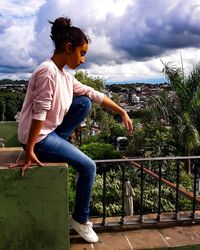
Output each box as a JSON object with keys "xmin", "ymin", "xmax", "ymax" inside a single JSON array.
[{"xmin": 82, "ymin": 221, "xmax": 94, "ymax": 234}]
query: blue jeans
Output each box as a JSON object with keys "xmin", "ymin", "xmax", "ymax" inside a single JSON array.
[{"xmin": 34, "ymin": 96, "xmax": 96, "ymax": 223}]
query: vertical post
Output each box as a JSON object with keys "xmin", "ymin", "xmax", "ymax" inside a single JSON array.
[
  {"xmin": 120, "ymin": 163, "xmax": 125, "ymax": 225},
  {"xmin": 157, "ymin": 161, "xmax": 162, "ymax": 221},
  {"xmin": 192, "ymin": 159, "xmax": 197, "ymax": 219},
  {"xmin": 175, "ymin": 160, "xmax": 180, "ymax": 220},
  {"xmin": 101, "ymin": 164, "xmax": 107, "ymax": 226},
  {"xmin": 139, "ymin": 162, "xmax": 144, "ymax": 223}
]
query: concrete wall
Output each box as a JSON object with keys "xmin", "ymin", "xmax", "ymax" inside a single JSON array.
[{"xmin": 0, "ymin": 148, "xmax": 69, "ymax": 250}]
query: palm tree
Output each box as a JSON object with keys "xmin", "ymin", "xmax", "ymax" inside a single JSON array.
[{"xmin": 150, "ymin": 62, "xmax": 200, "ymax": 172}]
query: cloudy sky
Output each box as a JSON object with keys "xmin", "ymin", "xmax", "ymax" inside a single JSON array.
[{"xmin": 1, "ymin": 0, "xmax": 200, "ymax": 83}]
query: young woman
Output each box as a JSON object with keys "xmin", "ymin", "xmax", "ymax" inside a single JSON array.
[{"xmin": 16, "ymin": 17, "xmax": 133, "ymax": 243}]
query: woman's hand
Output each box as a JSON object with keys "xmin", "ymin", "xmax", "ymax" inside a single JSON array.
[
  {"xmin": 9, "ymin": 119, "xmax": 45, "ymax": 176},
  {"xmin": 121, "ymin": 111, "xmax": 133, "ymax": 135},
  {"xmin": 9, "ymin": 150, "xmax": 44, "ymax": 177},
  {"xmin": 102, "ymin": 95, "xmax": 134, "ymax": 135}
]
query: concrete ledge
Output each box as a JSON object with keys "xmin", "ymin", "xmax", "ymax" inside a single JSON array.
[{"xmin": 0, "ymin": 148, "xmax": 69, "ymax": 250}]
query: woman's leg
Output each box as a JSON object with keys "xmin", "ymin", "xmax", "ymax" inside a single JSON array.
[
  {"xmin": 34, "ymin": 96, "xmax": 94, "ymax": 223},
  {"xmin": 35, "ymin": 132, "xmax": 96, "ymax": 223},
  {"xmin": 55, "ymin": 95, "xmax": 91, "ymax": 140}
]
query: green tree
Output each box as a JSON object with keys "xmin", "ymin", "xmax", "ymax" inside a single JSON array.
[
  {"xmin": 74, "ymin": 71, "xmax": 127, "ymax": 146},
  {"xmin": 0, "ymin": 90, "xmax": 25, "ymax": 121},
  {"xmin": 0, "ymin": 96, "xmax": 6, "ymax": 121},
  {"xmin": 80, "ymin": 142, "xmax": 121, "ymax": 160},
  {"xmin": 74, "ymin": 70, "xmax": 105, "ymax": 92},
  {"xmin": 150, "ymin": 62, "xmax": 200, "ymax": 172}
]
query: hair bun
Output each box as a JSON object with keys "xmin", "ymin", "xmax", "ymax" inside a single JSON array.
[
  {"xmin": 49, "ymin": 16, "xmax": 89, "ymax": 53},
  {"xmin": 49, "ymin": 17, "xmax": 72, "ymax": 41},
  {"xmin": 55, "ymin": 17, "xmax": 71, "ymax": 28}
]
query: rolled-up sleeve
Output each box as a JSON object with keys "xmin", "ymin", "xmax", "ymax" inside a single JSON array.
[
  {"xmin": 32, "ymin": 73, "xmax": 55, "ymax": 121},
  {"xmin": 73, "ymin": 77, "xmax": 104, "ymax": 104}
]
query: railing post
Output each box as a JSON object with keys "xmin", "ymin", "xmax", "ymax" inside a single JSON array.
[
  {"xmin": 192, "ymin": 159, "xmax": 198, "ymax": 219},
  {"xmin": 139, "ymin": 162, "xmax": 144, "ymax": 223},
  {"xmin": 175, "ymin": 160, "xmax": 180, "ymax": 220},
  {"xmin": 94, "ymin": 156, "xmax": 200, "ymax": 230},
  {"xmin": 157, "ymin": 161, "xmax": 162, "ymax": 221},
  {"xmin": 120, "ymin": 163, "xmax": 126, "ymax": 225},
  {"xmin": 101, "ymin": 164, "xmax": 107, "ymax": 226}
]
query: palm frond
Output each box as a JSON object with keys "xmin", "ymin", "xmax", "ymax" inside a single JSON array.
[{"xmin": 177, "ymin": 112, "xmax": 200, "ymax": 151}]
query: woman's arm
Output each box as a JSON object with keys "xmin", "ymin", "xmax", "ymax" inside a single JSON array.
[
  {"xmin": 101, "ymin": 95, "xmax": 133, "ymax": 135},
  {"xmin": 26, "ymin": 119, "xmax": 44, "ymax": 158},
  {"xmin": 17, "ymin": 119, "xmax": 44, "ymax": 176}
]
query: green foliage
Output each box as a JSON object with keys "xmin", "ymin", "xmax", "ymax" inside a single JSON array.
[
  {"xmin": 144, "ymin": 127, "xmax": 177, "ymax": 157},
  {"xmin": 177, "ymin": 112, "xmax": 200, "ymax": 153},
  {"xmin": 0, "ymin": 122, "xmax": 20, "ymax": 147},
  {"xmin": 68, "ymin": 167, "xmax": 77, "ymax": 213},
  {"xmin": 0, "ymin": 90, "xmax": 24, "ymax": 121},
  {"xmin": 0, "ymin": 96, "xmax": 6, "ymax": 121},
  {"xmin": 126, "ymin": 129, "xmax": 145, "ymax": 156},
  {"xmin": 90, "ymin": 171, "xmax": 122, "ymax": 216},
  {"xmin": 126, "ymin": 122, "xmax": 177, "ymax": 158},
  {"xmin": 91, "ymin": 104, "xmax": 117, "ymax": 139},
  {"xmin": 179, "ymin": 170, "xmax": 193, "ymax": 191},
  {"xmin": 129, "ymin": 108, "xmax": 154, "ymax": 122},
  {"xmin": 80, "ymin": 142, "xmax": 121, "ymax": 160},
  {"xmin": 0, "ymin": 79, "xmax": 28, "ymax": 85},
  {"xmin": 151, "ymin": 62, "xmax": 200, "ymax": 157},
  {"xmin": 133, "ymin": 183, "xmax": 176, "ymax": 213},
  {"xmin": 74, "ymin": 70, "xmax": 105, "ymax": 92},
  {"xmin": 178, "ymin": 170, "xmax": 194, "ymax": 210},
  {"xmin": 110, "ymin": 124, "xmax": 127, "ymax": 137},
  {"xmin": 74, "ymin": 70, "xmax": 123, "ymax": 145}
]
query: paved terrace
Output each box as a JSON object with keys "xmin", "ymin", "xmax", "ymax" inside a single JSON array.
[
  {"xmin": 71, "ymin": 215, "xmax": 200, "ymax": 249},
  {"xmin": 1, "ymin": 147, "xmax": 200, "ymax": 250}
]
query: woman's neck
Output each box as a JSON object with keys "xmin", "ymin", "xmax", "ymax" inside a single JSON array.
[{"xmin": 51, "ymin": 54, "xmax": 65, "ymax": 71}]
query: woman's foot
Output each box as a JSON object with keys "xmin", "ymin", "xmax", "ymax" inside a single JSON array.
[{"xmin": 70, "ymin": 217, "xmax": 99, "ymax": 243}]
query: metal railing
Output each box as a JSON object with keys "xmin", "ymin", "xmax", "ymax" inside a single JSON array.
[{"xmin": 93, "ymin": 156, "xmax": 200, "ymax": 229}]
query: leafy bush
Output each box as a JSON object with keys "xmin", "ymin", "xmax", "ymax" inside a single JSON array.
[
  {"xmin": 90, "ymin": 172, "xmax": 122, "ymax": 216},
  {"xmin": 80, "ymin": 142, "xmax": 121, "ymax": 160}
]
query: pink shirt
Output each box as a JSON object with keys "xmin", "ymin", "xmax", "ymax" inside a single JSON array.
[{"xmin": 18, "ymin": 59, "xmax": 104, "ymax": 144}]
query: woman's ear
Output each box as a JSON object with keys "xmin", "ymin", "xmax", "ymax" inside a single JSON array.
[{"xmin": 65, "ymin": 42, "xmax": 72, "ymax": 54}]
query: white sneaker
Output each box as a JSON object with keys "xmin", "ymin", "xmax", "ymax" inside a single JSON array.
[{"xmin": 70, "ymin": 217, "xmax": 99, "ymax": 243}]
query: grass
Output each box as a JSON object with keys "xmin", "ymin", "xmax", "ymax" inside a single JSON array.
[{"xmin": 0, "ymin": 122, "xmax": 20, "ymax": 147}]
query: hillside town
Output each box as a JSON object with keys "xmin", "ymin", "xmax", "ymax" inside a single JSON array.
[
  {"xmin": 106, "ymin": 82, "xmax": 172, "ymax": 112},
  {"xmin": 0, "ymin": 80, "xmax": 173, "ymax": 149},
  {"xmin": 0, "ymin": 80, "xmax": 173, "ymax": 115}
]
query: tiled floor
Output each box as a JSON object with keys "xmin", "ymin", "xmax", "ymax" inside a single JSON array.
[{"xmin": 70, "ymin": 224, "xmax": 200, "ymax": 250}]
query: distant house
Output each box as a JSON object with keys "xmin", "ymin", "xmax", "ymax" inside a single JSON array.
[{"xmin": 132, "ymin": 94, "xmax": 140, "ymax": 103}]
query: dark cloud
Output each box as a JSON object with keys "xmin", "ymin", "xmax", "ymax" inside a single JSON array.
[
  {"xmin": 1, "ymin": 0, "xmax": 200, "ymax": 81},
  {"xmin": 104, "ymin": 0, "xmax": 200, "ymax": 61},
  {"xmin": 0, "ymin": 65, "xmax": 33, "ymax": 74}
]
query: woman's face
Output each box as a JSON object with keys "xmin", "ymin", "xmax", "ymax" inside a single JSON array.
[{"xmin": 66, "ymin": 42, "xmax": 88, "ymax": 69}]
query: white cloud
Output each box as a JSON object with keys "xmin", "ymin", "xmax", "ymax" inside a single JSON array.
[
  {"xmin": 0, "ymin": 0, "xmax": 46, "ymax": 17},
  {"xmin": 0, "ymin": 0, "xmax": 200, "ymax": 83},
  {"xmin": 0, "ymin": 0, "xmax": 46, "ymax": 73},
  {"xmin": 87, "ymin": 60, "xmax": 164, "ymax": 82},
  {"xmin": 0, "ymin": 17, "xmax": 37, "ymax": 71}
]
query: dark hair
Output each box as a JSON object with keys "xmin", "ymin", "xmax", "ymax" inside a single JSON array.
[{"xmin": 49, "ymin": 17, "xmax": 89, "ymax": 53}]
